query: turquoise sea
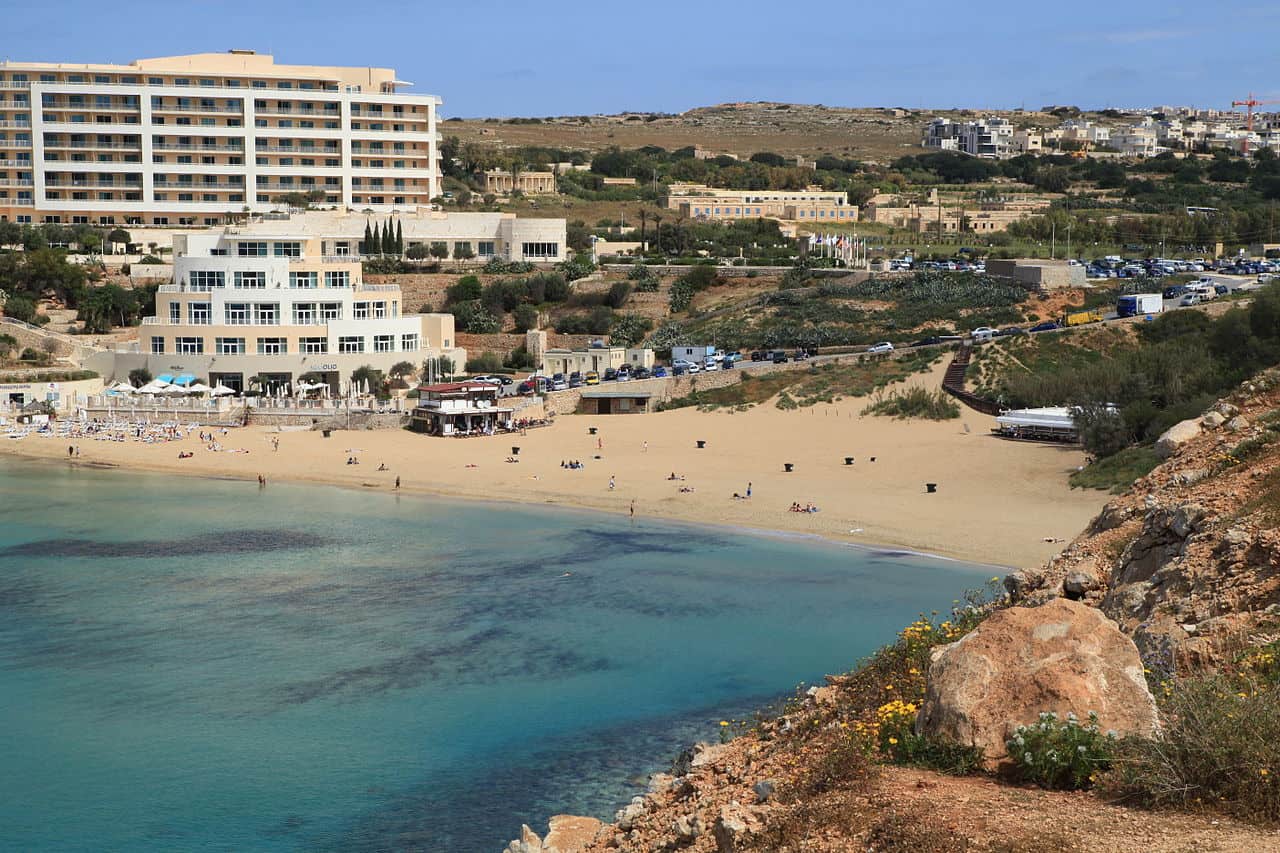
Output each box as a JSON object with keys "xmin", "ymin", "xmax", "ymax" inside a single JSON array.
[{"xmin": 0, "ymin": 457, "xmax": 992, "ymax": 851}]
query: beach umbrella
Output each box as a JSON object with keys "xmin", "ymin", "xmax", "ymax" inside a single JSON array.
[
  {"xmin": 137, "ymin": 380, "xmax": 170, "ymax": 394},
  {"xmin": 210, "ymin": 383, "xmax": 236, "ymax": 397},
  {"xmin": 107, "ymin": 381, "xmax": 136, "ymax": 393},
  {"xmin": 186, "ymin": 382, "xmax": 212, "ymax": 395},
  {"xmin": 160, "ymin": 384, "xmax": 188, "ymax": 396}
]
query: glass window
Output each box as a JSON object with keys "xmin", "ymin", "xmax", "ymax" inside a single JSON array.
[
  {"xmin": 237, "ymin": 241, "xmax": 267, "ymax": 257},
  {"xmin": 256, "ymin": 337, "xmax": 287, "ymax": 355},
  {"xmin": 373, "ymin": 335, "xmax": 394, "ymax": 353},
  {"xmin": 175, "ymin": 337, "xmax": 204, "ymax": 354},
  {"xmin": 233, "ymin": 271, "xmax": 266, "ymax": 288},
  {"xmin": 169, "ymin": 302, "xmax": 180, "ymax": 323},
  {"xmin": 324, "ymin": 270, "xmax": 349, "ymax": 288},
  {"xmin": 150, "ymin": 336, "xmax": 164, "ymax": 354},
  {"xmin": 521, "ymin": 242, "xmax": 559, "ymax": 258},
  {"xmin": 273, "ymin": 241, "xmax": 302, "ymax": 258},
  {"xmin": 353, "ymin": 301, "xmax": 370, "ymax": 320},
  {"xmin": 477, "ymin": 241, "xmax": 496, "ymax": 257},
  {"xmin": 188, "ymin": 302, "xmax": 211, "ymax": 324},
  {"xmin": 320, "ymin": 302, "xmax": 342, "ymax": 321},
  {"xmin": 400, "ymin": 333, "xmax": 419, "ymax": 352},
  {"xmin": 300, "ymin": 337, "xmax": 327, "ymax": 354},
  {"xmin": 224, "ymin": 303, "xmax": 250, "ymax": 324},
  {"xmin": 289, "ymin": 271, "xmax": 317, "ymax": 288},
  {"xmin": 292, "ymin": 303, "xmax": 316, "ymax": 324},
  {"xmin": 215, "ymin": 337, "xmax": 245, "ymax": 355},
  {"xmin": 188, "ymin": 270, "xmax": 225, "ymax": 290},
  {"xmin": 338, "ymin": 336, "xmax": 364, "ymax": 353},
  {"xmin": 253, "ymin": 303, "xmax": 279, "ymax": 325}
]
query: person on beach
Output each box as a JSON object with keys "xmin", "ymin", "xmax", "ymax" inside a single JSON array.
[
  {"xmin": 597, "ymin": 437, "xmax": 603, "ymax": 450},
  {"xmin": 630, "ymin": 500, "xmax": 635, "ymax": 518},
  {"xmin": 608, "ymin": 475, "xmax": 615, "ymax": 491},
  {"xmin": 746, "ymin": 482, "xmax": 752, "ymax": 499},
  {"xmin": 394, "ymin": 476, "xmax": 401, "ymax": 490},
  {"xmin": 642, "ymin": 441, "xmax": 648, "ymax": 453}
]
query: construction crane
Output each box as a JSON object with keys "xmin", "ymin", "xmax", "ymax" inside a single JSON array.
[{"xmin": 1231, "ymin": 92, "xmax": 1280, "ymax": 154}]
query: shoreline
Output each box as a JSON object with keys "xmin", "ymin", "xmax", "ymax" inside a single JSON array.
[
  {"xmin": 1, "ymin": 378, "xmax": 1104, "ymax": 568},
  {"xmin": 1, "ymin": 449, "xmax": 1015, "ymax": 572}
]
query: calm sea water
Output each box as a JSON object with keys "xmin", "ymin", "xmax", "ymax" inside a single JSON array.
[{"xmin": 0, "ymin": 457, "xmax": 991, "ymax": 852}]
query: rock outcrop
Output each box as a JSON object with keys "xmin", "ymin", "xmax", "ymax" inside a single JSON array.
[
  {"xmin": 1154, "ymin": 417, "xmax": 1202, "ymax": 459},
  {"xmin": 505, "ymin": 816, "xmax": 606, "ymax": 853},
  {"xmin": 918, "ymin": 598, "xmax": 1158, "ymax": 766}
]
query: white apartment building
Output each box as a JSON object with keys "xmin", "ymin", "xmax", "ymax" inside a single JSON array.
[
  {"xmin": 923, "ymin": 117, "xmax": 1015, "ymax": 159},
  {"xmin": 1112, "ymin": 124, "xmax": 1161, "ymax": 157},
  {"xmin": 120, "ymin": 228, "xmax": 462, "ymax": 393},
  {"xmin": 0, "ymin": 50, "xmax": 441, "ymax": 227}
]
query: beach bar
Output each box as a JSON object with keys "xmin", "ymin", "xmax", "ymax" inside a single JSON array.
[
  {"xmin": 578, "ymin": 388, "xmax": 654, "ymax": 415},
  {"xmin": 409, "ymin": 382, "xmax": 514, "ymax": 436},
  {"xmin": 993, "ymin": 406, "xmax": 1079, "ymax": 443}
]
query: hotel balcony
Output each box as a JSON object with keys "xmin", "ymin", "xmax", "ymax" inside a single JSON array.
[
  {"xmin": 151, "ymin": 103, "xmax": 245, "ymax": 114},
  {"xmin": 153, "ymin": 141, "xmax": 244, "ymax": 152},
  {"xmin": 0, "ymin": 119, "xmax": 32, "ymax": 128},
  {"xmin": 154, "ymin": 180, "xmax": 244, "ymax": 190},
  {"xmin": 43, "ymin": 139, "xmax": 142, "ymax": 150},
  {"xmin": 254, "ymin": 105, "xmax": 341, "ymax": 117},
  {"xmin": 0, "ymin": 178, "xmax": 34, "ymax": 187}
]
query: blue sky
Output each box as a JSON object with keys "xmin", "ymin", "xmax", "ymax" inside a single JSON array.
[{"xmin": 3, "ymin": 0, "xmax": 1278, "ymax": 117}]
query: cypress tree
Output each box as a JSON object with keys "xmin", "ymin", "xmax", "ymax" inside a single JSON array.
[
  {"xmin": 395, "ymin": 220, "xmax": 404, "ymax": 255},
  {"xmin": 363, "ymin": 220, "xmax": 373, "ymax": 255},
  {"xmin": 371, "ymin": 222, "xmax": 382, "ymax": 255},
  {"xmin": 382, "ymin": 220, "xmax": 395, "ymax": 255}
]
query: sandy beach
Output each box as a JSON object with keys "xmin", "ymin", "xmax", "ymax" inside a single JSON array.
[{"xmin": 2, "ymin": 369, "xmax": 1106, "ymax": 569}]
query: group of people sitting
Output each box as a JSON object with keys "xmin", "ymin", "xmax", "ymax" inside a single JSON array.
[
  {"xmin": 561, "ymin": 460, "xmax": 586, "ymax": 469},
  {"xmin": 666, "ymin": 472, "xmax": 686, "ymax": 481},
  {"xmin": 346, "ymin": 456, "xmax": 361, "ymax": 465},
  {"xmin": 789, "ymin": 502, "xmax": 820, "ymax": 513},
  {"xmin": 177, "ymin": 451, "xmax": 194, "ymax": 459}
]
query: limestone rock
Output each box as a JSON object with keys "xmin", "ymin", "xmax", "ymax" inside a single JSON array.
[
  {"xmin": 1090, "ymin": 502, "xmax": 1137, "ymax": 533},
  {"xmin": 1115, "ymin": 504, "xmax": 1206, "ymax": 586},
  {"xmin": 690, "ymin": 742, "xmax": 730, "ymax": 770},
  {"xmin": 1063, "ymin": 571, "xmax": 1100, "ymax": 600},
  {"xmin": 672, "ymin": 813, "xmax": 703, "ymax": 842},
  {"xmin": 506, "ymin": 824, "xmax": 543, "ymax": 853},
  {"xmin": 1172, "ymin": 468, "xmax": 1210, "ymax": 487},
  {"xmin": 543, "ymin": 815, "xmax": 604, "ymax": 853},
  {"xmin": 1215, "ymin": 402, "xmax": 1240, "ymax": 419},
  {"xmin": 1155, "ymin": 418, "xmax": 1202, "ymax": 459},
  {"xmin": 712, "ymin": 803, "xmax": 760, "ymax": 852},
  {"xmin": 1225, "ymin": 415, "xmax": 1251, "ymax": 432},
  {"xmin": 752, "ymin": 780, "xmax": 775, "ymax": 803},
  {"xmin": 917, "ymin": 598, "xmax": 1158, "ymax": 767},
  {"xmin": 1201, "ymin": 411, "xmax": 1226, "ymax": 429}
]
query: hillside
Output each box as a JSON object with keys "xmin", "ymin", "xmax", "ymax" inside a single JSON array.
[{"xmin": 507, "ymin": 367, "xmax": 1280, "ymax": 852}]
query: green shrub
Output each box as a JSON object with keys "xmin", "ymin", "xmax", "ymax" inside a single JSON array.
[
  {"xmin": 448, "ymin": 300, "xmax": 500, "ymax": 333},
  {"xmin": 447, "ymin": 275, "xmax": 482, "ymax": 304},
  {"xmin": 608, "ymin": 313, "xmax": 653, "ymax": 347},
  {"xmin": 512, "ymin": 304, "xmax": 539, "ymax": 333},
  {"xmin": 862, "ymin": 387, "xmax": 960, "ymax": 420},
  {"xmin": 1106, "ymin": 675, "xmax": 1280, "ymax": 823},
  {"xmin": 1069, "ymin": 445, "xmax": 1162, "ymax": 492},
  {"xmin": 465, "ymin": 352, "xmax": 504, "ymax": 373},
  {"xmin": 1007, "ymin": 711, "xmax": 1116, "ymax": 790}
]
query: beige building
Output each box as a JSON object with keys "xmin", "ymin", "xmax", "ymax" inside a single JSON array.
[
  {"xmin": 863, "ymin": 195, "xmax": 1045, "ymax": 234},
  {"xmin": 118, "ymin": 227, "xmax": 462, "ymax": 392},
  {"xmin": 482, "ymin": 169, "xmax": 556, "ymax": 195},
  {"xmin": 0, "ymin": 50, "xmax": 441, "ymax": 227},
  {"xmin": 667, "ymin": 183, "xmax": 856, "ymax": 224},
  {"xmin": 542, "ymin": 346, "xmax": 654, "ymax": 376}
]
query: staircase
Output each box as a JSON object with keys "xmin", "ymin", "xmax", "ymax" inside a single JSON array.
[{"xmin": 941, "ymin": 343, "xmax": 1002, "ymax": 416}]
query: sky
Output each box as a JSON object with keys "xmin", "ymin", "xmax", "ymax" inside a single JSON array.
[{"xmin": 3, "ymin": 0, "xmax": 1279, "ymax": 118}]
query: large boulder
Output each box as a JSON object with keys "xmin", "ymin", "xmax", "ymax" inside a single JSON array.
[
  {"xmin": 917, "ymin": 598, "xmax": 1158, "ymax": 767},
  {"xmin": 1154, "ymin": 417, "xmax": 1202, "ymax": 459}
]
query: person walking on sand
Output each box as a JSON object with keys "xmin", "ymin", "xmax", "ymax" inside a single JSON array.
[
  {"xmin": 597, "ymin": 436, "xmax": 603, "ymax": 450},
  {"xmin": 630, "ymin": 499, "xmax": 635, "ymax": 518},
  {"xmin": 394, "ymin": 476, "xmax": 401, "ymax": 490},
  {"xmin": 746, "ymin": 482, "xmax": 752, "ymax": 499},
  {"xmin": 609, "ymin": 474, "xmax": 616, "ymax": 491},
  {"xmin": 642, "ymin": 440, "xmax": 648, "ymax": 453}
]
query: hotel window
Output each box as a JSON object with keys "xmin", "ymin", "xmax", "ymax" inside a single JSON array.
[
  {"xmin": 215, "ymin": 337, "xmax": 245, "ymax": 355},
  {"xmin": 521, "ymin": 242, "xmax": 559, "ymax": 258},
  {"xmin": 150, "ymin": 336, "xmax": 164, "ymax": 354},
  {"xmin": 237, "ymin": 241, "xmax": 267, "ymax": 257},
  {"xmin": 477, "ymin": 241, "xmax": 496, "ymax": 257},
  {"xmin": 257, "ymin": 337, "xmax": 287, "ymax": 355},
  {"xmin": 324, "ymin": 270, "xmax": 349, "ymax": 288},
  {"xmin": 338, "ymin": 336, "xmax": 364, "ymax": 354},
  {"xmin": 400, "ymin": 333, "xmax": 419, "ymax": 352},
  {"xmin": 289, "ymin": 271, "xmax": 317, "ymax": 288},
  {"xmin": 292, "ymin": 303, "xmax": 317, "ymax": 324},
  {"xmin": 175, "ymin": 337, "xmax": 204, "ymax": 355},
  {"xmin": 373, "ymin": 301, "xmax": 388, "ymax": 319},
  {"xmin": 188, "ymin": 302, "xmax": 211, "ymax": 324},
  {"xmin": 253, "ymin": 304, "xmax": 280, "ymax": 325},
  {"xmin": 169, "ymin": 302, "xmax": 181, "ymax": 323},
  {"xmin": 300, "ymin": 337, "xmax": 328, "ymax": 354},
  {"xmin": 320, "ymin": 302, "xmax": 342, "ymax": 321},
  {"xmin": 233, "ymin": 271, "xmax": 266, "ymax": 289},
  {"xmin": 333, "ymin": 241, "xmax": 351, "ymax": 256},
  {"xmin": 353, "ymin": 301, "xmax": 370, "ymax": 320},
  {"xmin": 224, "ymin": 303, "xmax": 250, "ymax": 325},
  {"xmin": 374, "ymin": 335, "xmax": 394, "ymax": 353}
]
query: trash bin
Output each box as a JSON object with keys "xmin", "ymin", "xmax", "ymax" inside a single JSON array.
[
  {"xmin": 511, "ymin": 446, "xmax": 520, "ymax": 455},
  {"xmin": 588, "ymin": 427, "xmax": 598, "ymax": 435},
  {"xmin": 322, "ymin": 429, "xmax": 331, "ymax": 438},
  {"xmin": 784, "ymin": 463, "xmax": 794, "ymax": 472},
  {"xmin": 926, "ymin": 483, "xmax": 938, "ymax": 493},
  {"xmin": 844, "ymin": 457, "xmax": 855, "ymax": 465},
  {"xmin": 696, "ymin": 440, "xmax": 707, "ymax": 449}
]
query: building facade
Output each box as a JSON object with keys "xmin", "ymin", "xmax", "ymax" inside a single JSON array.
[
  {"xmin": 667, "ymin": 183, "xmax": 856, "ymax": 224},
  {"xmin": 923, "ymin": 117, "xmax": 1016, "ymax": 159},
  {"xmin": 131, "ymin": 228, "xmax": 461, "ymax": 392},
  {"xmin": 0, "ymin": 50, "xmax": 441, "ymax": 226},
  {"xmin": 482, "ymin": 169, "xmax": 556, "ymax": 195}
]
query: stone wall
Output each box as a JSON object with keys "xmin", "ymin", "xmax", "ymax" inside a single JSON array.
[
  {"xmin": 245, "ymin": 410, "xmax": 409, "ymax": 430},
  {"xmin": 457, "ymin": 332, "xmax": 599, "ymax": 361}
]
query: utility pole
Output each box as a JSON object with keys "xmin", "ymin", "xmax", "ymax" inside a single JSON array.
[
  {"xmin": 1050, "ymin": 220, "xmax": 1056, "ymax": 259},
  {"xmin": 1066, "ymin": 219, "xmax": 1072, "ymax": 262}
]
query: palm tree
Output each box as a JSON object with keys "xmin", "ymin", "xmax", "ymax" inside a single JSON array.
[
  {"xmin": 652, "ymin": 213, "xmax": 664, "ymax": 255},
  {"xmin": 638, "ymin": 208, "xmax": 649, "ymax": 245}
]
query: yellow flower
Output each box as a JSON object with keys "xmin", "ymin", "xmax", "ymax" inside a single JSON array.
[
  {"xmin": 885, "ymin": 684, "xmax": 894, "ymax": 691},
  {"xmin": 1262, "ymin": 768, "xmax": 1270, "ymax": 777},
  {"xmin": 719, "ymin": 720, "xmax": 729, "ymax": 726},
  {"xmin": 888, "ymin": 737, "xmax": 898, "ymax": 745}
]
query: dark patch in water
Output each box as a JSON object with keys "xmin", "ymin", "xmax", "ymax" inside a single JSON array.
[{"xmin": 0, "ymin": 529, "xmax": 332, "ymax": 559}]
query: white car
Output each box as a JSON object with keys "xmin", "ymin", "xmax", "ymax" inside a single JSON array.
[
  {"xmin": 970, "ymin": 327, "xmax": 997, "ymax": 341},
  {"xmin": 866, "ymin": 342, "xmax": 895, "ymax": 354},
  {"xmin": 702, "ymin": 358, "xmax": 719, "ymax": 371},
  {"xmin": 469, "ymin": 375, "xmax": 503, "ymax": 385}
]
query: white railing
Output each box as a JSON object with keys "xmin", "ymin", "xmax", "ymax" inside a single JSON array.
[{"xmin": 43, "ymin": 140, "xmax": 141, "ymax": 150}]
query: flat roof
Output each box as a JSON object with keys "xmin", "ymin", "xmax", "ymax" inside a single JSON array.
[{"xmin": 581, "ymin": 389, "xmax": 654, "ymax": 399}]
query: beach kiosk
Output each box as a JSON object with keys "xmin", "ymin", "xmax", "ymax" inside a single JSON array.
[{"xmin": 410, "ymin": 382, "xmax": 514, "ymax": 436}]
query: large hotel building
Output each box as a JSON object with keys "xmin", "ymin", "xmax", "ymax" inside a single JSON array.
[{"xmin": 0, "ymin": 50, "xmax": 440, "ymax": 226}]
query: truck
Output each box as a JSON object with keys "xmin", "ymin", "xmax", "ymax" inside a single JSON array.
[
  {"xmin": 1116, "ymin": 293, "xmax": 1163, "ymax": 318},
  {"xmin": 1062, "ymin": 309, "xmax": 1105, "ymax": 327}
]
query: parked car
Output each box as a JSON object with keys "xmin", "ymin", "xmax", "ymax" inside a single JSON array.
[
  {"xmin": 568, "ymin": 374, "xmax": 584, "ymax": 389},
  {"xmin": 792, "ymin": 349, "xmax": 809, "ymax": 361},
  {"xmin": 997, "ymin": 327, "xmax": 1027, "ymax": 337},
  {"xmin": 771, "ymin": 350, "xmax": 789, "ymax": 364},
  {"xmin": 1029, "ymin": 321, "xmax": 1061, "ymax": 333},
  {"xmin": 603, "ymin": 367, "xmax": 618, "ymax": 382},
  {"xmin": 1163, "ymin": 284, "xmax": 1188, "ymax": 299},
  {"xmin": 1214, "ymin": 284, "xmax": 1230, "ymax": 295},
  {"xmin": 702, "ymin": 358, "xmax": 719, "ymax": 372},
  {"xmin": 866, "ymin": 342, "xmax": 895, "ymax": 354},
  {"xmin": 970, "ymin": 327, "xmax": 997, "ymax": 341},
  {"xmin": 584, "ymin": 371, "xmax": 600, "ymax": 386},
  {"xmin": 652, "ymin": 365, "xmax": 668, "ymax": 378},
  {"xmin": 633, "ymin": 366, "xmax": 651, "ymax": 380},
  {"xmin": 470, "ymin": 374, "xmax": 503, "ymax": 385},
  {"xmin": 550, "ymin": 373, "xmax": 568, "ymax": 391},
  {"xmin": 1180, "ymin": 293, "xmax": 1202, "ymax": 306},
  {"xmin": 750, "ymin": 351, "xmax": 765, "ymax": 362},
  {"xmin": 672, "ymin": 363, "xmax": 688, "ymax": 376},
  {"xmin": 722, "ymin": 351, "xmax": 743, "ymax": 364},
  {"xmin": 912, "ymin": 335, "xmax": 944, "ymax": 347}
]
